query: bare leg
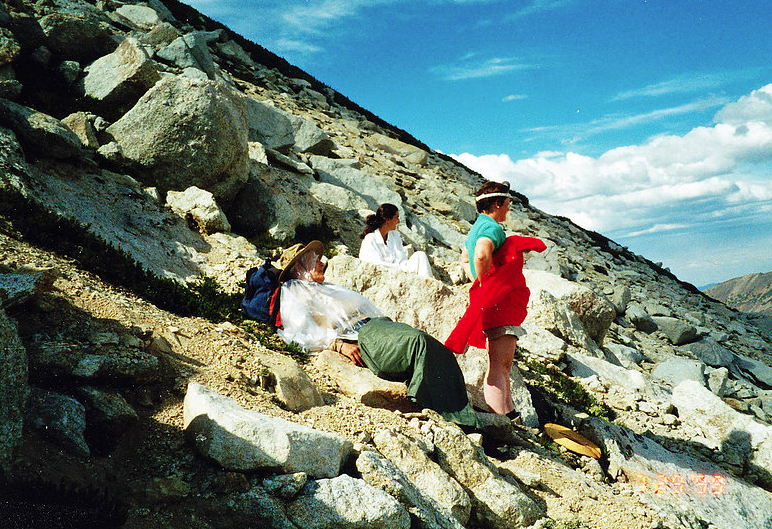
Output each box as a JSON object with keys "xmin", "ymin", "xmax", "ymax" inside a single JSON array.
[{"xmin": 483, "ymin": 335, "xmax": 517, "ymax": 414}]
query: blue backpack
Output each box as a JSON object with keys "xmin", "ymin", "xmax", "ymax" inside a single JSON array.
[{"xmin": 241, "ymin": 262, "xmax": 281, "ymax": 324}]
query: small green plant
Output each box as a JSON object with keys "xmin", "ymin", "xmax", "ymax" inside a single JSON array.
[{"xmin": 520, "ymin": 358, "xmax": 614, "ymax": 420}]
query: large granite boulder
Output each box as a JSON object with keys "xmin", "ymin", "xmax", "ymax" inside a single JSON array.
[
  {"xmin": 183, "ymin": 383, "xmax": 351, "ymax": 478},
  {"xmin": 80, "ymin": 37, "xmax": 160, "ymax": 118},
  {"xmin": 372, "ymin": 429, "xmax": 471, "ymax": 525},
  {"xmin": 228, "ymin": 166, "xmax": 323, "ymax": 240},
  {"xmin": 38, "ymin": 11, "xmax": 116, "ymax": 61},
  {"xmin": 524, "ymin": 269, "xmax": 616, "ymax": 346},
  {"xmin": 107, "ymin": 75, "xmax": 249, "ymax": 202},
  {"xmin": 356, "ymin": 449, "xmax": 465, "ymax": 529},
  {"xmin": 587, "ymin": 416, "xmax": 772, "ymax": 529},
  {"xmin": 0, "ymin": 99, "xmax": 83, "ymax": 159},
  {"xmin": 454, "ymin": 347, "xmax": 539, "ymax": 427},
  {"xmin": 286, "ymin": 474, "xmax": 410, "ymax": 529},
  {"xmin": 0, "ymin": 306, "xmax": 28, "ymax": 474},
  {"xmin": 652, "ymin": 316, "xmax": 699, "ymax": 345},
  {"xmin": 673, "ymin": 380, "xmax": 772, "ymax": 478}
]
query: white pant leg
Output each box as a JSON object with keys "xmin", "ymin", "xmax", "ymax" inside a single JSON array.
[{"xmin": 401, "ymin": 251, "xmax": 434, "ymax": 278}]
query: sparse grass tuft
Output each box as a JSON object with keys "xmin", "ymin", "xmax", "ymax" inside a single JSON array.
[{"xmin": 520, "ymin": 358, "xmax": 614, "ymax": 420}]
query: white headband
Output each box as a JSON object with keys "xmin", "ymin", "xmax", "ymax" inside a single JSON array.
[{"xmin": 475, "ymin": 192, "xmax": 510, "ymax": 202}]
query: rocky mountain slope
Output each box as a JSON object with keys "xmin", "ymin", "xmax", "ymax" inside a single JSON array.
[
  {"xmin": 2, "ymin": 0, "xmax": 772, "ymax": 528},
  {"xmin": 704, "ymin": 271, "xmax": 772, "ymax": 316}
]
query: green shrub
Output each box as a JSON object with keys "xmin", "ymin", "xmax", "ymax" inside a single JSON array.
[{"xmin": 520, "ymin": 358, "xmax": 614, "ymax": 420}]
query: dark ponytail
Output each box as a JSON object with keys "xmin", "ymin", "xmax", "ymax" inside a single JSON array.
[{"xmin": 361, "ymin": 203, "xmax": 399, "ymax": 239}]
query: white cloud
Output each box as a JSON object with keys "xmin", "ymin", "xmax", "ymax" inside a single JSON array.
[
  {"xmin": 612, "ymin": 73, "xmax": 734, "ymax": 100},
  {"xmin": 452, "ymin": 85, "xmax": 772, "ymax": 241},
  {"xmin": 503, "ymin": 94, "xmax": 527, "ymax": 102},
  {"xmin": 714, "ymin": 84, "xmax": 772, "ymax": 126},
  {"xmin": 433, "ymin": 56, "xmax": 534, "ymax": 81}
]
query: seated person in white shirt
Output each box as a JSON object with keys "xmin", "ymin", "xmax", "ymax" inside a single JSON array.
[{"xmin": 358, "ymin": 203, "xmax": 434, "ymax": 278}]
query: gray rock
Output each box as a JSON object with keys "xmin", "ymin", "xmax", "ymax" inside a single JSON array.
[
  {"xmin": 568, "ymin": 352, "xmax": 649, "ymax": 393},
  {"xmin": 261, "ymin": 354, "xmax": 325, "ymax": 412},
  {"xmin": 428, "ymin": 415, "xmax": 543, "ymax": 528},
  {"xmin": 4, "ymin": 12, "xmax": 46, "ymax": 53},
  {"xmin": 243, "ymin": 97, "xmax": 296, "ymax": 151},
  {"xmin": 651, "ymin": 358, "xmax": 706, "ymax": 387},
  {"xmin": 140, "ymin": 22, "xmax": 181, "ymax": 48},
  {"xmin": 652, "ymin": 316, "xmax": 698, "ymax": 345},
  {"xmin": 356, "ymin": 450, "xmax": 465, "ymax": 529},
  {"xmin": 157, "ymin": 31, "xmax": 220, "ymax": 80},
  {"xmin": 310, "ymin": 155, "xmax": 403, "ymax": 213},
  {"xmin": 287, "ymin": 474, "xmax": 410, "ymax": 529},
  {"xmin": 233, "ymin": 166, "xmax": 322, "ymax": 240},
  {"xmin": 226, "ymin": 486, "xmax": 299, "ymax": 529},
  {"xmin": 166, "ymin": 186, "xmax": 231, "ymax": 234},
  {"xmin": 0, "ymin": 99, "xmax": 83, "ymax": 159},
  {"xmin": 673, "ymin": 380, "xmax": 772, "ymax": 484},
  {"xmin": 525, "ymin": 289, "xmax": 602, "ymax": 356},
  {"xmin": 369, "ymin": 132, "xmax": 428, "ymax": 166},
  {"xmin": 0, "ymin": 268, "xmax": 55, "ymax": 308},
  {"xmin": 25, "ymin": 388, "xmax": 89, "ymax": 457},
  {"xmin": 604, "ymin": 342, "xmax": 645, "ymax": 368},
  {"xmin": 183, "ymin": 382, "xmax": 352, "ymax": 478},
  {"xmin": 313, "ymin": 349, "xmax": 410, "ymax": 409},
  {"xmin": 707, "ymin": 367, "xmax": 730, "ymax": 397},
  {"xmin": 266, "ymin": 148, "xmax": 314, "ymax": 174},
  {"xmin": 0, "ymin": 27, "xmax": 21, "ymax": 66},
  {"xmin": 288, "ymin": 115, "xmax": 334, "ymax": 155},
  {"xmin": 373, "ymin": 429, "xmax": 471, "ymax": 525},
  {"xmin": 75, "ymin": 386, "xmax": 138, "ymax": 439},
  {"xmin": 114, "ymin": 4, "xmax": 162, "ymax": 31},
  {"xmin": 216, "ymin": 40, "xmax": 256, "ymax": 68},
  {"xmin": 262, "ymin": 472, "xmax": 308, "ymax": 500},
  {"xmin": 610, "ymin": 285, "xmax": 631, "ymax": 315},
  {"xmin": 81, "ymin": 37, "xmax": 160, "ymax": 117},
  {"xmin": 0, "ymin": 306, "xmax": 28, "ymax": 474},
  {"xmin": 61, "ymin": 111, "xmax": 99, "ymax": 149},
  {"xmin": 732, "ymin": 354, "xmax": 772, "ymax": 389},
  {"xmin": 587, "ymin": 416, "xmax": 772, "ymax": 529},
  {"xmin": 524, "ymin": 270, "xmax": 615, "ymax": 346},
  {"xmin": 625, "ymin": 304, "xmax": 658, "ymax": 333},
  {"xmin": 107, "ymin": 75, "xmax": 250, "ymax": 202},
  {"xmin": 681, "ymin": 337, "xmax": 735, "ymax": 367},
  {"xmin": 38, "ymin": 11, "xmax": 115, "ymax": 61}
]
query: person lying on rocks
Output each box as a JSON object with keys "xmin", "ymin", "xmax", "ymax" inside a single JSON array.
[
  {"xmin": 275, "ymin": 240, "xmax": 477, "ymax": 428},
  {"xmin": 358, "ymin": 203, "xmax": 434, "ymax": 278}
]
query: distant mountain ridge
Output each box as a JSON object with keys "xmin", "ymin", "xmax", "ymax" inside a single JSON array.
[{"xmin": 704, "ymin": 271, "xmax": 772, "ymax": 316}]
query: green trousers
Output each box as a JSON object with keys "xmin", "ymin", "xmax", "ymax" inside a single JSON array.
[{"xmin": 358, "ymin": 317, "xmax": 478, "ymax": 427}]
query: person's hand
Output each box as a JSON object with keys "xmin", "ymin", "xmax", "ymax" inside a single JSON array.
[{"xmin": 339, "ymin": 342, "xmax": 364, "ymax": 367}]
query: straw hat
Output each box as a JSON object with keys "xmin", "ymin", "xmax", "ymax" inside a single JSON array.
[
  {"xmin": 277, "ymin": 240, "xmax": 324, "ymax": 282},
  {"xmin": 544, "ymin": 423, "xmax": 602, "ymax": 459}
]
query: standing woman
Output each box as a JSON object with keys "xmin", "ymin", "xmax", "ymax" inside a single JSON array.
[
  {"xmin": 359, "ymin": 203, "xmax": 434, "ymax": 278},
  {"xmin": 457, "ymin": 181, "xmax": 539, "ymax": 416}
]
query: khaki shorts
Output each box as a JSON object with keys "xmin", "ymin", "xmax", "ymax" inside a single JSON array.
[{"xmin": 483, "ymin": 325, "xmax": 526, "ymax": 341}]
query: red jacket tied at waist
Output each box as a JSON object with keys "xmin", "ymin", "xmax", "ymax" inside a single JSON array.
[{"xmin": 445, "ymin": 235, "xmax": 546, "ymax": 353}]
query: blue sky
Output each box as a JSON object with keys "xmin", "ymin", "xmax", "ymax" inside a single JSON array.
[{"xmin": 187, "ymin": 0, "xmax": 772, "ymax": 287}]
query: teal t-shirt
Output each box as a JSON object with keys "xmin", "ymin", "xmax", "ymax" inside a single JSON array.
[{"xmin": 465, "ymin": 214, "xmax": 506, "ymax": 279}]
